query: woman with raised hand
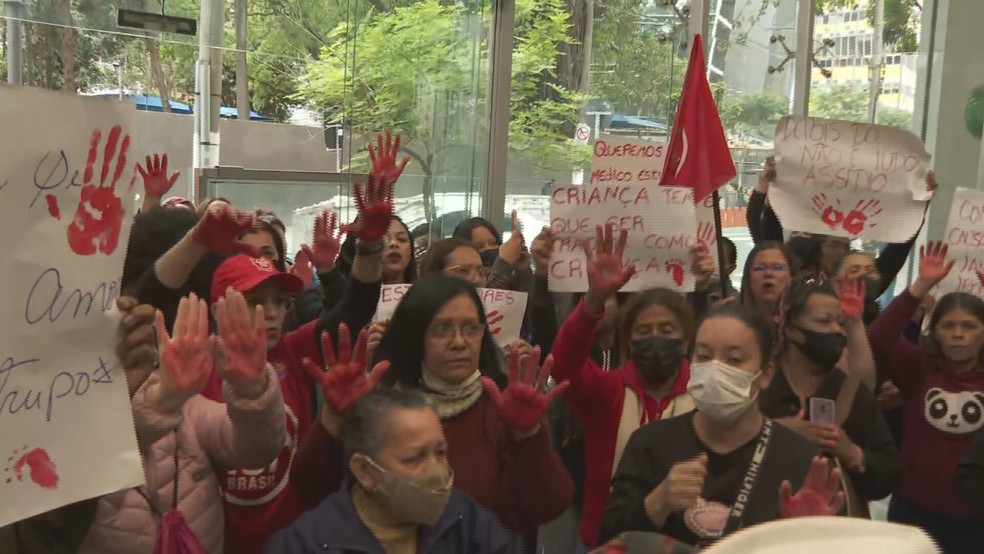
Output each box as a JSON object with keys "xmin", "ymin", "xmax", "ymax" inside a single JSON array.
[
  {"xmin": 78, "ymin": 291, "xmax": 286, "ymax": 554},
  {"xmin": 548, "ymin": 224, "xmax": 700, "ymax": 549},
  {"xmin": 760, "ymin": 275, "xmax": 900, "ymax": 517},
  {"xmin": 868, "ymin": 240, "xmax": 984, "ymax": 551},
  {"xmin": 267, "ymin": 388, "xmax": 524, "ymax": 553},
  {"xmin": 291, "ymin": 272, "xmax": 574, "ymax": 542},
  {"xmin": 599, "ymin": 305, "xmax": 842, "ymax": 549}
]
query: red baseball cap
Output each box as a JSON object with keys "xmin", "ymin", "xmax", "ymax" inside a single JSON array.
[{"xmin": 210, "ymin": 255, "xmax": 304, "ymax": 305}]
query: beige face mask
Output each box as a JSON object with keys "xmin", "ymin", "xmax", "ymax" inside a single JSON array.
[{"xmin": 366, "ymin": 458, "xmax": 455, "ymax": 525}]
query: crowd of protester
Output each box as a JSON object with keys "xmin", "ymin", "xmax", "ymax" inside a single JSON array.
[{"xmin": 2, "ymin": 138, "xmax": 982, "ymax": 554}]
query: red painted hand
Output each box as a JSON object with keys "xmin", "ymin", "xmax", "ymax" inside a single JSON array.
[
  {"xmin": 918, "ymin": 240, "xmax": 955, "ymax": 286},
  {"xmin": 302, "ymin": 323, "xmax": 390, "ymax": 416},
  {"xmin": 779, "ymin": 456, "xmax": 845, "ymax": 518},
  {"xmin": 479, "ymin": 346, "xmax": 569, "ymax": 434},
  {"xmin": 834, "ymin": 276, "xmax": 865, "ymax": 322},
  {"xmin": 191, "ymin": 201, "xmax": 261, "ymax": 255},
  {"xmin": 136, "ymin": 153, "xmax": 180, "ymax": 198},
  {"xmin": 214, "ymin": 289, "xmax": 268, "ymax": 398},
  {"xmin": 342, "ymin": 174, "xmax": 394, "ymax": 243},
  {"xmin": 60, "ymin": 126, "xmax": 129, "ymax": 256},
  {"xmin": 156, "ymin": 294, "xmax": 215, "ymax": 407},
  {"xmin": 301, "ymin": 210, "xmax": 342, "ymax": 271},
  {"xmin": 584, "ymin": 224, "xmax": 636, "ymax": 301},
  {"xmin": 291, "ymin": 248, "xmax": 314, "ymax": 288},
  {"xmin": 369, "ymin": 130, "xmax": 410, "ymax": 187}
]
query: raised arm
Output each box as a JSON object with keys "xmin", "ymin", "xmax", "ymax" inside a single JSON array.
[
  {"xmin": 869, "ymin": 241, "xmax": 952, "ymax": 393},
  {"xmin": 836, "ymin": 277, "xmax": 876, "ymax": 390}
]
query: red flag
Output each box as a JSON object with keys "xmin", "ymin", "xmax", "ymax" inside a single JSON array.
[{"xmin": 659, "ymin": 34, "xmax": 736, "ymax": 203}]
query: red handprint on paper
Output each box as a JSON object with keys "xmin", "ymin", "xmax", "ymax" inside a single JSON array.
[
  {"xmin": 487, "ymin": 310, "xmax": 504, "ymax": 335},
  {"xmin": 811, "ymin": 193, "xmax": 881, "ymax": 236},
  {"xmin": 4, "ymin": 446, "xmax": 59, "ymax": 489},
  {"xmin": 51, "ymin": 126, "xmax": 130, "ymax": 256},
  {"xmin": 696, "ymin": 221, "xmax": 716, "ymax": 245},
  {"xmin": 665, "ymin": 259, "xmax": 685, "ymax": 287}
]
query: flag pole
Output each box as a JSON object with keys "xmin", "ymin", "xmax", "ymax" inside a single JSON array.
[{"xmin": 711, "ymin": 190, "xmax": 728, "ymax": 299}]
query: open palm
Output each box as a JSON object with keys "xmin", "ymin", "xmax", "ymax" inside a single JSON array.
[
  {"xmin": 301, "ymin": 210, "xmax": 342, "ymax": 271},
  {"xmin": 480, "ymin": 346, "xmax": 569, "ymax": 434},
  {"xmin": 780, "ymin": 457, "xmax": 845, "ymax": 518},
  {"xmin": 156, "ymin": 294, "xmax": 214, "ymax": 402},
  {"xmin": 834, "ymin": 276, "xmax": 865, "ymax": 322},
  {"xmin": 303, "ymin": 323, "xmax": 389, "ymax": 415},
  {"xmin": 584, "ymin": 224, "xmax": 635, "ymax": 298},
  {"xmin": 214, "ymin": 289, "xmax": 268, "ymax": 392},
  {"xmin": 918, "ymin": 240, "xmax": 955, "ymax": 285}
]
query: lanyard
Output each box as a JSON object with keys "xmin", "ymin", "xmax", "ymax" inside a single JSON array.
[{"xmin": 722, "ymin": 418, "xmax": 773, "ymax": 536}]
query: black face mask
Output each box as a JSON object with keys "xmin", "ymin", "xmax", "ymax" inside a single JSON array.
[
  {"xmin": 479, "ymin": 249, "xmax": 499, "ymax": 268},
  {"xmin": 859, "ymin": 275, "xmax": 882, "ymax": 325},
  {"xmin": 791, "ymin": 327, "xmax": 847, "ymax": 374},
  {"xmin": 631, "ymin": 335, "xmax": 684, "ymax": 384}
]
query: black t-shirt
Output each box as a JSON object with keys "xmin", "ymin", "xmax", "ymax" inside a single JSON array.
[{"xmin": 598, "ymin": 411, "xmax": 818, "ymax": 546}]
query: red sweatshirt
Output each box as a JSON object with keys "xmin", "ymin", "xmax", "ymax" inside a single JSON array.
[
  {"xmin": 202, "ymin": 320, "xmax": 320, "ymax": 554},
  {"xmin": 868, "ymin": 289, "xmax": 984, "ymax": 519},
  {"xmin": 550, "ymin": 300, "xmax": 693, "ymax": 547},
  {"xmin": 290, "ymin": 392, "xmax": 574, "ymax": 535}
]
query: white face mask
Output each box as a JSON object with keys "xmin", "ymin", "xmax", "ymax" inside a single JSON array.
[{"xmin": 687, "ymin": 359, "xmax": 761, "ymax": 423}]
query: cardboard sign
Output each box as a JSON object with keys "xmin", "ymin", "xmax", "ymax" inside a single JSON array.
[
  {"xmin": 374, "ymin": 285, "xmax": 528, "ymax": 348},
  {"xmin": 938, "ymin": 188, "xmax": 984, "ymax": 296},
  {"xmin": 0, "ymin": 87, "xmax": 143, "ymax": 527},
  {"xmin": 548, "ymin": 184, "xmax": 697, "ymax": 293},
  {"xmin": 769, "ymin": 116, "xmax": 931, "ymax": 242},
  {"xmin": 589, "ymin": 137, "xmax": 666, "ymax": 187}
]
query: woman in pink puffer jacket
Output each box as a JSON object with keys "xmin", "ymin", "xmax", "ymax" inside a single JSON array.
[{"xmin": 80, "ymin": 291, "xmax": 287, "ymax": 554}]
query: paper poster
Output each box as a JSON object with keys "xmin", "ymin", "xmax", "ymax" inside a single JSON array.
[
  {"xmin": 694, "ymin": 193, "xmax": 718, "ymax": 248},
  {"xmin": 0, "ymin": 87, "xmax": 144, "ymax": 527},
  {"xmin": 548, "ymin": 183, "xmax": 697, "ymax": 293},
  {"xmin": 769, "ymin": 116, "xmax": 931, "ymax": 242},
  {"xmin": 374, "ymin": 285, "xmax": 529, "ymax": 348},
  {"xmin": 589, "ymin": 137, "xmax": 666, "ymax": 187},
  {"xmin": 937, "ymin": 188, "xmax": 984, "ymax": 296}
]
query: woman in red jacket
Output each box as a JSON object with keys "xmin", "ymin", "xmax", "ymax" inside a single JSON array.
[
  {"xmin": 550, "ymin": 224, "xmax": 706, "ymax": 549},
  {"xmin": 868, "ymin": 241, "xmax": 984, "ymax": 552}
]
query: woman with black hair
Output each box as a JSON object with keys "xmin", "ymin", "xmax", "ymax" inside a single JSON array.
[
  {"xmin": 291, "ymin": 273, "xmax": 574, "ymax": 538},
  {"xmin": 452, "ymin": 213, "xmax": 531, "ymax": 293},
  {"xmin": 599, "ymin": 304, "xmax": 843, "ymax": 548},
  {"xmin": 868, "ymin": 241, "xmax": 984, "ymax": 552},
  {"xmin": 739, "ymin": 241, "xmax": 796, "ymax": 321},
  {"xmin": 760, "ymin": 274, "xmax": 900, "ymax": 517}
]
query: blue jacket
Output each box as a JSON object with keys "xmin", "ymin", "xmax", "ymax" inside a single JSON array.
[{"xmin": 265, "ymin": 487, "xmax": 525, "ymax": 554}]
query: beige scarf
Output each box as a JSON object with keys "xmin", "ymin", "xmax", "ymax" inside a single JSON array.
[
  {"xmin": 420, "ymin": 370, "xmax": 484, "ymax": 419},
  {"xmin": 611, "ymin": 388, "xmax": 695, "ymax": 481}
]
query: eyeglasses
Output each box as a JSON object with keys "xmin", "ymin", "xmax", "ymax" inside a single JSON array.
[
  {"xmin": 445, "ymin": 265, "xmax": 490, "ymax": 283},
  {"xmin": 428, "ymin": 321, "xmax": 485, "ymax": 342},
  {"xmin": 751, "ymin": 263, "xmax": 789, "ymax": 273}
]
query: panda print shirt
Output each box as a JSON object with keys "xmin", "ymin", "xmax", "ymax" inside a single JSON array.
[{"xmin": 869, "ymin": 289, "xmax": 984, "ymax": 519}]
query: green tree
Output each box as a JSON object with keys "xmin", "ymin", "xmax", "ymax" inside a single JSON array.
[
  {"xmin": 589, "ymin": 0, "xmax": 685, "ymax": 120},
  {"xmin": 810, "ymin": 82, "xmax": 913, "ymax": 129},
  {"xmin": 298, "ymin": 0, "xmax": 584, "ymax": 223},
  {"xmin": 809, "ymin": 82, "xmax": 870, "ymax": 121},
  {"xmin": 816, "ymin": 0, "xmax": 919, "ymax": 52}
]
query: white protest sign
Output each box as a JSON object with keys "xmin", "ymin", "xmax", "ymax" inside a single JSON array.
[
  {"xmin": 694, "ymin": 194, "xmax": 718, "ymax": 248},
  {"xmin": 0, "ymin": 87, "xmax": 143, "ymax": 526},
  {"xmin": 548, "ymin": 183, "xmax": 697, "ymax": 293},
  {"xmin": 938, "ymin": 188, "xmax": 984, "ymax": 296},
  {"xmin": 770, "ymin": 116, "xmax": 931, "ymax": 242},
  {"xmin": 589, "ymin": 137, "xmax": 666, "ymax": 186},
  {"xmin": 374, "ymin": 285, "xmax": 529, "ymax": 348}
]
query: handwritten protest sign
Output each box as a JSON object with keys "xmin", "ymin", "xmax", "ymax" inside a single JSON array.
[
  {"xmin": 374, "ymin": 285, "xmax": 529, "ymax": 348},
  {"xmin": 694, "ymin": 194, "xmax": 718, "ymax": 249},
  {"xmin": 589, "ymin": 137, "xmax": 666, "ymax": 186},
  {"xmin": 548, "ymin": 183, "xmax": 697, "ymax": 293},
  {"xmin": 0, "ymin": 87, "xmax": 143, "ymax": 527},
  {"xmin": 938, "ymin": 188, "xmax": 984, "ymax": 296},
  {"xmin": 769, "ymin": 116, "xmax": 931, "ymax": 242}
]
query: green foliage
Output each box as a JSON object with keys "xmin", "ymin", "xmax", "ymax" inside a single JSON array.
[
  {"xmin": 590, "ymin": 0, "xmax": 685, "ymax": 121},
  {"xmin": 816, "ymin": 0, "xmax": 919, "ymax": 52},
  {"xmin": 810, "ymin": 82, "xmax": 914, "ymax": 129}
]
